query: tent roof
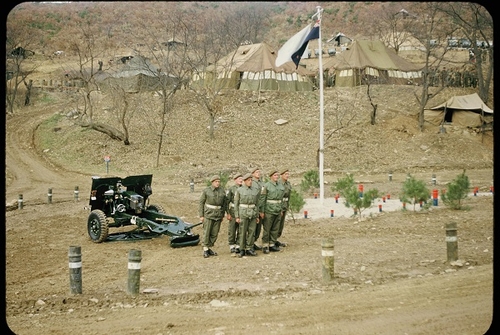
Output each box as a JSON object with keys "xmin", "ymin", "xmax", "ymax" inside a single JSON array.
[
  {"xmin": 323, "ymin": 40, "xmax": 422, "ymax": 71},
  {"xmin": 96, "ymin": 55, "xmax": 176, "ymax": 81},
  {"xmin": 208, "ymin": 42, "xmax": 315, "ymax": 76},
  {"xmin": 430, "ymin": 93, "xmax": 493, "ymax": 114}
]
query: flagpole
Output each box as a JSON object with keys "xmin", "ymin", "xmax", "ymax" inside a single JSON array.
[{"xmin": 314, "ymin": 6, "xmax": 325, "ymax": 204}]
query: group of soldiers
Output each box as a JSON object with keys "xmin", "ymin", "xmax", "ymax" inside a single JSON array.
[
  {"xmin": 428, "ymin": 66, "xmax": 478, "ymax": 88},
  {"xmin": 198, "ymin": 168, "xmax": 292, "ymax": 258}
]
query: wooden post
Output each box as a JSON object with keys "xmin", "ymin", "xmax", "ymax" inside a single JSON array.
[
  {"xmin": 68, "ymin": 246, "xmax": 82, "ymax": 294},
  {"xmin": 445, "ymin": 222, "xmax": 458, "ymax": 262},
  {"xmin": 321, "ymin": 238, "xmax": 334, "ymax": 282},
  {"xmin": 127, "ymin": 249, "xmax": 142, "ymax": 296}
]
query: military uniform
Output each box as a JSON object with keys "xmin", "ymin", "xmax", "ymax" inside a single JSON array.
[
  {"xmin": 259, "ymin": 170, "xmax": 285, "ymax": 253},
  {"xmin": 250, "ymin": 168, "xmax": 264, "ymax": 249},
  {"xmin": 234, "ymin": 173, "xmax": 261, "ymax": 257},
  {"xmin": 277, "ymin": 169, "xmax": 292, "ymax": 247},
  {"xmin": 199, "ymin": 175, "xmax": 227, "ymax": 258},
  {"xmin": 226, "ymin": 173, "xmax": 243, "ymax": 255}
]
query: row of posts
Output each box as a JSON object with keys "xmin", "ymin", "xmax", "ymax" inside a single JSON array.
[
  {"xmin": 321, "ymin": 221, "xmax": 459, "ymax": 282},
  {"xmin": 69, "ymin": 247, "xmax": 142, "ymax": 296},
  {"xmin": 68, "ymin": 223, "xmax": 460, "ymax": 292},
  {"xmin": 17, "ymin": 186, "xmax": 80, "ymax": 209}
]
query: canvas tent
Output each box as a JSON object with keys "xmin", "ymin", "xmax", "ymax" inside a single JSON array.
[
  {"xmin": 424, "ymin": 93, "xmax": 493, "ymax": 128},
  {"xmin": 326, "ymin": 32, "xmax": 352, "ymax": 46},
  {"xmin": 192, "ymin": 42, "xmax": 316, "ymax": 92},
  {"xmin": 323, "ymin": 40, "xmax": 423, "ymax": 87},
  {"xmin": 96, "ymin": 55, "xmax": 179, "ymax": 93}
]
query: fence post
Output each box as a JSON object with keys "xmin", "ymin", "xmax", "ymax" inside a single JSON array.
[
  {"xmin": 18, "ymin": 194, "xmax": 23, "ymax": 210},
  {"xmin": 445, "ymin": 222, "xmax": 458, "ymax": 262},
  {"xmin": 127, "ymin": 249, "xmax": 142, "ymax": 296},
  {"xmin": 48, "ymin": 188, "xmax": 53, "ymax": 204},
  {"xmin": 321, "ymin": 238, "xmax": 334, "ymax": 282},
  {"xmin": 68, "ymin": 246, "xmax": 82, "ymax": 294},
  {"xmin": 74, "ymin": 186, "xmax": 79, "ymax": 202}
]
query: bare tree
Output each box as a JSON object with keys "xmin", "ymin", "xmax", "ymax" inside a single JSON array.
[
  {"xmin": 186, "ymin": 4, "xmax": 268, "ymax": 140},
  {"xmin": 404, "ymin": 3, "xmax": 455, "ymax": 131},
  {"xmin": 5, "ymin": 12, "xmax": 41, "ymax": 114},
  {"xmin": 319, "ymin": 90, "xmax": 358, "ymax": 168},
  {"xmin": 127, "ymin": 9, "xmax": 191, "ymax": 167},
  {"xmin": 374, "ymin": 4, "xmax": 415, "ymax": 54},
  {"xmin": 436, "ymin": 3, "xmax": 493, "ymax": 104}
]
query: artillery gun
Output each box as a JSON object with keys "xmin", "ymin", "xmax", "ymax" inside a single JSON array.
[{"xmin": 87, "ymin": 174, "xmax": 201, "ymax": 247}]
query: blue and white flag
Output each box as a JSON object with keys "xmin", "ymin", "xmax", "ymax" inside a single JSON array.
[{"xmin": 276, "ymin": 20, "xmax": 320, "ymax": 68}]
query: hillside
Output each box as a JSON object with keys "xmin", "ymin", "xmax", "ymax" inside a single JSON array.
[{"xmin": 20, "ymin": 83, "xmax": 493, "ymax": 190}]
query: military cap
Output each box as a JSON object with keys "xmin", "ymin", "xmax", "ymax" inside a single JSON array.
[
  {"xmin": 269, "ymin": 170, "xmax": 279, "ymax": 177},
  {"xmin": 233, "ymin": 173, "xmax": 243, "ymax": 180},
  {"xmin": 210, "ymin": 175, "xmax": 220, "ymax": 182},
  {"xmin": 281, "ymin": 169, "xmax": 289, "ymax": 175},
  {"xmin": 242, "ymin": 173, "xmax": 252, "ymax": 181},
  {"xmin": 250, "ymin": 167, "xmax": 260, "ymax": 174}
]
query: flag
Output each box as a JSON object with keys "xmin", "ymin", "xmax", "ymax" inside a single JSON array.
[{"xmin": 276, "ymin": 20, "xmax": 320, "ymax": 69}]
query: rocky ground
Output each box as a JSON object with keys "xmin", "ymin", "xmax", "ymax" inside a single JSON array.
[{"xmin": 4, "ymin": 58, "xmax": 495, "ymax": 334}]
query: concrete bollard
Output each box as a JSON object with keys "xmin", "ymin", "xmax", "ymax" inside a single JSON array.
[
  {"xmin": 68, "ymin": 246, "xmax": 82, "ymax": 294},
  {"xmin": 321, "ymin": 238, "xmax": 334, "ymax": 282},
  {"xmin": 445, "ymin": 222, "xmax": 458, "ymax": 262},
  {"xmin": 127, "ymin": 249, "xmax": 142, "ymax": 296},
  {"xmin": 48, "ymin": 188, "xmax": 53, "ymax": 204},
  {"xmin": 18, "ymin": 194, "xmax": 23, "ymax": 210},
  {"xmin": 388, "ymin": 171, "xmax": 393, "ymax": 182},
  {"xmin": 432, "ymin": 174, "xmax": 437, "ymax": 185},
  {"xmin": 190, "ymin": 179, "xmax": 194, "ymax": 193},
  {"xmin": 74, "ymin": 186, "xmax": 79, "ymax": 201}
]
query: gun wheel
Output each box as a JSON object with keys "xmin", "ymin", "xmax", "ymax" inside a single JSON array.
[
  {"xmin": 88, "ymin": 209, "xmax": 109, "ymax": 243},
  {"xmin": 147, "ymin": 204, "xmax": 165, "ymax": 213}
]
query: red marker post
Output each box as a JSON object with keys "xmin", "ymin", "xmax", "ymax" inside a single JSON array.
[{"xmin": 432, "ymin": 189, "xmax": 439, "ymax": 206}]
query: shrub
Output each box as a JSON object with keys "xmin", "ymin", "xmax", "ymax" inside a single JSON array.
[
  {"xmin": 300, "ymin": 169, "xmax": 320, "ymax": 193},
  {"xmin": 441, "ymin": 170, "xmax": 470, "ymax": 210},
  {"xmin": 400, "ymin": 174, "xmax": 431, "ymax": 211},
  {"xmin": 332, "ymin": 174, "xmax": 379, "ymax": 219},
  {"xmin": 288, "ymin": 189, "xmax": 306, "ymax": 223}
]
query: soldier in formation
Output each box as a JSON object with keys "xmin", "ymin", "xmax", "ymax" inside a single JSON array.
[
  {"xmin": 250, "ymin": 168, "xmax": 264, "ymax": 251},
  {"xmin": 226, "ymin": 173, "xmax": 243, "ymax": 256},
  {"xmin": 259, "ymin": 170, "xmax": 286, "ymax": 254},
  {"xmin": 234, "ymin": 173, "xmax": 261, "ymax": 257},
  {"xmin": 199, "ymin": 175, "xmax": 228, "ymax": 258},
  {"xmin": 276, "ymin": 169, "xmax": 292, "ymax": 248}
]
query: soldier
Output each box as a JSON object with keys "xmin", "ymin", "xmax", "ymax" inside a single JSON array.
[
  {"xmin": 234, "ymin": 173, "xmax": 261, "ymax": 257},
  {"xmin": 276, "ymin": 169, "xmax": 292, "ymax": 248},
  {"xmin": 250, "ymin": 167, "xmax": 264, "ymax": 251},
  {"xmin": 226, "ymin": 173, "xmax": 243, "ymax": 256},
  {"xmin": 259, "ymin": 170, "xmax": 285, "ymax": 254},
  {"xmin": 199, "ymin": 175, "xmax": 227, "ymax": 258}
]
